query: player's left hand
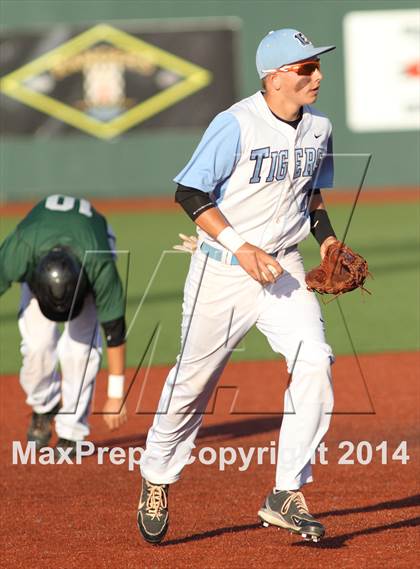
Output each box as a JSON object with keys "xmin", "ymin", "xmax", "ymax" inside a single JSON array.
[
  {"xmin": 173, "ymin": 233, "xmax": 198, "ymax": 253},
  {"xmin": 320, "ymin": 235, "xmax": 339, "ymax": 259},
  {"xmin": 102, "ymin": 397, "xmax": 128, "ymax": 430}
]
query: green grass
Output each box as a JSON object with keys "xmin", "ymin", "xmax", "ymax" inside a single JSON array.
[{"xmin": 1, "ymin": 202, "xmax": 418, "ymax": 374}]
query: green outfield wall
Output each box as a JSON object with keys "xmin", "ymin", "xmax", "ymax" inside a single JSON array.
[{"xmin": 1, "ymin": 0, "xmax": 419, "ymax": 202}]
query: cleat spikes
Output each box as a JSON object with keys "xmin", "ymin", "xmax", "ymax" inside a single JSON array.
[
  {"xmin": 302, "ymin": 533, "xmax": 321, "ymax": 543},
  {"xmin": 258, "ymin": 490, "xmax": 325, "ymax": 542},
  {"xmin": 262, "ymin": 521, "xmax": 269, "ymax": 528}
]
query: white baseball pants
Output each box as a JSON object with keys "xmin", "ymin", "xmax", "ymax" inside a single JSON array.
[
  {"xmin": 140, "ymin": 247, "xmax": 334, "ymax": 490},
  {"xmin": 18, "ymin": 283, "xmax": 102, "ymax": 441}
]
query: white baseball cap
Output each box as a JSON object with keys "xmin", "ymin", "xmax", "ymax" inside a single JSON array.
[{"xmin": 256, "ymin": 29, "xmax": 335, "ymax": 79}]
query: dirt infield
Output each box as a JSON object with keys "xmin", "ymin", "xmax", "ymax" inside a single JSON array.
[
  {"xmin": 0, "ymin": 187, "xmax": 419, "ymax": 217},
  {"xmin": 1, "ymin": 351, "xmax": 419, "ymax": 568}
]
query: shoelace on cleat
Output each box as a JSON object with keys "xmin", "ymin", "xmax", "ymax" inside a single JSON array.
[
  {"xmin": 280, "ymin": 491, "xmax": 310, "ymax": 516},
  {"xmin": 145, "ymin": 482, "xmax": 167, "ymax": 520}
]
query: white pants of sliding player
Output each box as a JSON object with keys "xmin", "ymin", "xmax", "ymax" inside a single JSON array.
[
  {"xmin": 18, "ymin": 283, "xmax": 102, "ymax": 441},
  {"xmin": 140, "ymin": 246, "xmax": 334, "ymax": 490}
]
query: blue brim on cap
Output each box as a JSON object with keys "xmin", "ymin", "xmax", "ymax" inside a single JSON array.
[{"xmin": 288, "ymin": 45, "xmax": 336, "ymax": 64}]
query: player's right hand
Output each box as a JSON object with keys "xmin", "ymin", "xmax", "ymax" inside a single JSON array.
[
  {"xmin": 235, "ymin": 243, "xmax": 283, "ymax": 284},
  {"xmin": 102, "ymin": 397, "xmax": 128, "ymax": 430}
]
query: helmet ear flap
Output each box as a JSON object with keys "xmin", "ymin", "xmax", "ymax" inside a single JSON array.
[{"xmin": 31, "ymin": 247, "xmax": 88, "ymax": 322}]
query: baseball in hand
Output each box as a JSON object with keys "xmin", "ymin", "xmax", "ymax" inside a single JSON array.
[{"xmin": 267, "ymin": 264, "xmax": 281, "ymax": 279}]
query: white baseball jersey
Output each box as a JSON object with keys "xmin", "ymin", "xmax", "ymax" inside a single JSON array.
[{"xmin": 174, "ymin": 91, "xmax": 334, "ymax": 253}]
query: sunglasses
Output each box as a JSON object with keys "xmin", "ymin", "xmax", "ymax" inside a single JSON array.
[{"xmin": 264, "ymin": 60, "xmax": 321, "ymax": 77}]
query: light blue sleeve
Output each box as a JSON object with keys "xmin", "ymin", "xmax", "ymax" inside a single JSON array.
[
  {"xmin": 174, "ymin": 111, "xmax": 241, "ymax": 192},
  {"xmin": 313, "ymin": 134, "xmax": 334, "ymax": 188}
]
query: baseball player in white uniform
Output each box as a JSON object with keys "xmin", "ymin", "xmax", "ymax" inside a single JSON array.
[{"xmin": 137, "ymin": 29, "xmax": 339, "ymax": 544}]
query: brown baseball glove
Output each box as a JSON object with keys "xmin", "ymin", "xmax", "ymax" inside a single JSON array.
[{"xmin": 305, "ymin": 240, "xmax": 370, "ymax": 296}]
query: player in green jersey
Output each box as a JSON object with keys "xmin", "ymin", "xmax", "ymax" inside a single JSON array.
[{"xmin": 0, "ymin": 195, "xmax": 128, "ymax": 455}]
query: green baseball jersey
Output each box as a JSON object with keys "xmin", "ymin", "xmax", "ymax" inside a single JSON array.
[{"xmin": 0, "ymin": 195, "xmax": 124, "ymax": 323}]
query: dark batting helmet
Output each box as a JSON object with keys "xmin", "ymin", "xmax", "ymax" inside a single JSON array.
[{"xmin": 30, "ymin": 247, "xmax": 89, "ymax": 322}]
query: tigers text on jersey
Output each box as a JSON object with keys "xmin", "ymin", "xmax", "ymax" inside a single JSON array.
[{"xmin": 174, "ymin": 91, "xmax": 334, "ymax": 253}]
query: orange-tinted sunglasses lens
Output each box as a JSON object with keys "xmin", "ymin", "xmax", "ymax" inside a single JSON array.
[{"xmin": 295, "ymin": 61, "xmax": 320, "ymax": 76}]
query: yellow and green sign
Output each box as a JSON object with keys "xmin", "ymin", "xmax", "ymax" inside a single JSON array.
[{"xmin": 0, "ymin": 24, "xmax": 213, "ymax": 139}]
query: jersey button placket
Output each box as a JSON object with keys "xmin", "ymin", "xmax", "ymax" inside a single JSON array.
[{"xmin": 277, "ymin": 129, "xmax": 297, "ymax": 224}]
